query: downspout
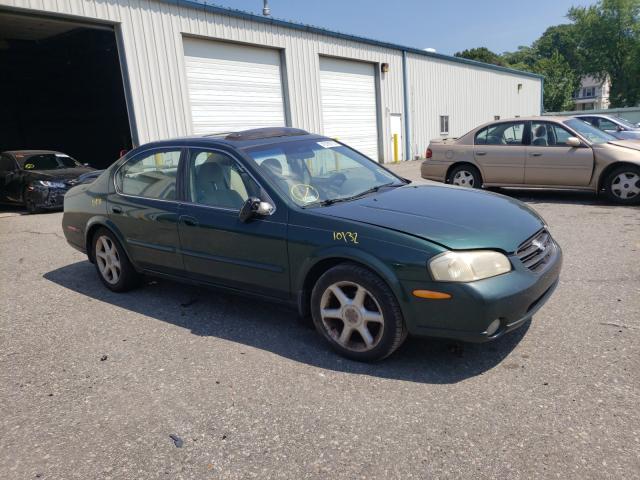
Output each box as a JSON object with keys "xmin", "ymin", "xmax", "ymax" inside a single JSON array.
[
  {"xmin": 540, "ymin": 77, "xmax": 545, "ymax": 115},
  {"xmin": 402, "ymin": 50, "xmax": 411, "ymax": 160}
]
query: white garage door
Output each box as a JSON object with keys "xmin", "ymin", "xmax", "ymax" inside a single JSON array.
[
  {"xmin": 319, "ymin": 57, "xmax": 379, "ymax": 161},
  {"xmin": 183, "ymin": 38, "xmax": 286, "ymax": 134}
]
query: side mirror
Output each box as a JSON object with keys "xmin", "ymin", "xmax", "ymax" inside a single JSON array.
[
  {"xmin": 239, "ymin": 197, "xmax": 274, "ymax": 223},
  {"xmin": 566, "ymin": 137, "xmax": 582, "ymax": 148}
]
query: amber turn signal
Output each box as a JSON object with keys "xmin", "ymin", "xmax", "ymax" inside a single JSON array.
[{"xmin": 412, "ymin": 289, "xmax": 451, "ymax": 300}]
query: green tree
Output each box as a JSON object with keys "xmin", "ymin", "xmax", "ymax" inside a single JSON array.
[
  {"xmin": 569, "ymin": 0, "xmax": 640, "ymax": 107},
  {"xmin": 454, "ymin": 47, "xmax": 505, "ymax": 66},
  {"xmin": 501, "ymin": 46, "xmax": 538, "ymax": 70},
  {"xmin": 531, "ymin": 52, "xmax": 578, "ymax": 112},
  {"xmin": 533, "ymin": 24, "xmax": 583, "ymax": 73}
]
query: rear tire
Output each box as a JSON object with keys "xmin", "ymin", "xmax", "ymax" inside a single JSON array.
[
  {"xmin": 448, "ymin": 164, "xmax": 482, "ymax": 189},
  {"xmin": 92, "ymin": 227, "xmax": 140, "ymax": 292},
  {"xmin": 603, "ymin": 165, "xmax": 640, "ymax": 205},
  {"xmin": 310, "ymin": 263, "xmax": 407, "ymax": 362}
]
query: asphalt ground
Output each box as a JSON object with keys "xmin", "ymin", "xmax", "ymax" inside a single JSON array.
[{"xmin": 1, "ymin": 161, "xmax": 639, "ymax": 479}]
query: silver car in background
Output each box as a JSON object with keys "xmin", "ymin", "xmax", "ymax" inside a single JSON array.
[{"xmin": 574, "ymin": 114, "xmax": 640, "ymax": 141}]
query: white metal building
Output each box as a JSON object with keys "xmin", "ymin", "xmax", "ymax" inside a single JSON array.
[{"xmin": 0, "ymin": 0, "xmax": 543, "ymax": 167}]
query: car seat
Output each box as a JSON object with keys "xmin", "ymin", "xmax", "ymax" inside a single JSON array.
[
  {"xmin": 532, "ymin": 125, "xmax": 548, "ymax": 146},
  {"xmin": 260, "ymin": 158, "xmax": 283, "ymax": 176},
  {"xmin": 195, "ymin": 162, "xmax": 244, "ymax": 209}
]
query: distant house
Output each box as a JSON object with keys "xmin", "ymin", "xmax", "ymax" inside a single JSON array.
[{"xmin": 573, "ymin": 75, "xmax": 611, "ymax": 111}]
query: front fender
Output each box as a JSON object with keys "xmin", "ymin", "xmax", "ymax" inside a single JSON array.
[{"xmin": 296, "ymin": 244, "xmax": 407, "ymax": 303}]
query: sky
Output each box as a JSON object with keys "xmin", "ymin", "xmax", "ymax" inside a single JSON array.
[{"xmin": 203, "ymin": 0, "xmax": 597, "ymax": 55}]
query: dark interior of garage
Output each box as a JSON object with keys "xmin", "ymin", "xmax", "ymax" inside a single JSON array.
[{"xmin": 0, "ymin": 12, "xmax": 132, "ymax": 169}]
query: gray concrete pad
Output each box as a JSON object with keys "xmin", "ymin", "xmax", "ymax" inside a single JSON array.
[{"xmin": 1, "ymin": 165, "xmax": 639, "ymax": 479}]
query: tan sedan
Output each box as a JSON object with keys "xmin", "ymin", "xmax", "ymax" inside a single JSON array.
[{"xmin": 421, "ymin": 116, "xmax": 640, "ymax": 204}]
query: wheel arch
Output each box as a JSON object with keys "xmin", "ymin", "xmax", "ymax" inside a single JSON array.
[
  {"xmin": 446, "ymin": 161, "xmax": 484, "ymax": 184},
  {"xmin": 597, "ymin": 161, "xmax": 640, "ymax": 192},
  {"xmin": 296, "ymin": 249, "xmax": 406, "ymax": 319},
  {"xmin": 84, "ymin": 217, "xmax": 134, "ymax": 266}
]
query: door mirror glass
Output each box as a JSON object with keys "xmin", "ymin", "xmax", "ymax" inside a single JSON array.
[
  {"xmin": 239, "ymin": 197, "xmax": 274, "ymax": 222},
  {"xmin": 566, "ymin": 137, "xmax": 582, "ymax": 147}
]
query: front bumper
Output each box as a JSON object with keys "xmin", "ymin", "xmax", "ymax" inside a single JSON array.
[
  {"xmin": 401, "ymin": 241, "xmax": 562, "ymax": 342},
  {"xmin": 28, "ymin": 186, "xmax": 69, "ymax": 210}
]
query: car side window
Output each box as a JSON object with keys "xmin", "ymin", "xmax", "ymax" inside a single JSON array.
[
  {"xmin": 598, "ymin": 119, "xmax": 618, "ymax": 131},
  {"xmin": 116, "ymin": 150, "xmax": 181, "ymax": 200},
  {"xmin": 0, "ymin": 155, "xmax": 16, "ymax": 171},
  {"xmin": 531, "ymin": 122, "xmax": 574, "ymax": 147},
  {"xmin": 475, "ymin": 122, "xmax": 524, "ymax": 146},
  {"xmin": 188, "ymin": 150, "xmax": 260, "ymax": 210}
]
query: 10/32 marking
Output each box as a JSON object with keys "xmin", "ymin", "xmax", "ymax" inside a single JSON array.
[{"xmin": 333, "ymin": 231, "xmax": 359, "ymax": 244}]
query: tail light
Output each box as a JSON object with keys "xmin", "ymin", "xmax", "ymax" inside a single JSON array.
[{"xmin": 426, "ymin": 148, "xmax": 433, "ymax": 159}]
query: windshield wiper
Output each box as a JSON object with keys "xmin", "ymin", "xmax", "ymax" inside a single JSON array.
[{"xmin": 317, "ymin": 182, "xmax": 399, "ymax": 207}]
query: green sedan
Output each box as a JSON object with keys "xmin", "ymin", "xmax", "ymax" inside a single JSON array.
[{"xmin": 62, "ymin": 127, "xmax": 562, "ymax": 361}]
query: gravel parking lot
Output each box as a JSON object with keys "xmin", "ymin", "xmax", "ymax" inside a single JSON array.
[{"xmin": 1, "ymin": 161, "xmax": 639, "ymax": 479}]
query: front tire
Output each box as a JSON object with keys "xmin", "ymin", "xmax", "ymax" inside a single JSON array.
[
  {"xmin": 92, "ymin": 228, "xmax": 140, "ymax": 292},
  {"xmin": 604, "ymin": 165, "xmax": 640, "ymax": 205},
  {"xmin": 447, "ymin": 164, "xmax": 482, "ymax": 189},
  {"xmin": 24, "ymin": 189, "xmax": 41, "ymax": 214},
  {"xmin": 310, "ymin": 263, "xmax": 407, "ymax": 362}
]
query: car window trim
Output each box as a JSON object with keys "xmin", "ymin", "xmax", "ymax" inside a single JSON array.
[
  {"xmin": 182, "ymin": 146, "xmax": 277, "ymax": 215},
  {"xmin": 474, "ymin": 121, "xmax": 527, "ymax": 146},
  {"xmin": 113, "ymin": 146, "xmax": 185, "ymax": 204}
]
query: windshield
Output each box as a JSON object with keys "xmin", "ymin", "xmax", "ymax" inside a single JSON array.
[
  {"xmin": 612, "ymin": 116, "xmax": 638, "ymax": 129},
  {"xmin": 21, "ymin": 153, "xmax": 80, "ymax": 170},
  {"xmin": 565, "ymin": 119, "xmax": 616, "ymax": 144},
  {"xmin": 243, "ymin": 139, "xmax": 405, "ymax": 206}
]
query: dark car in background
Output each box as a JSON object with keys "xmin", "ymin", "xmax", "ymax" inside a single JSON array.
[
  {"xmin": 0, "ymin": 150, "xmax": 95, "ymax": 213},
  {"xmin": 575, "ymin": 114, "xmax": 640, "ymax": 141},
  {"xmin": 62, "ymin": 127, "xmax": 561, "ymax": 361}
]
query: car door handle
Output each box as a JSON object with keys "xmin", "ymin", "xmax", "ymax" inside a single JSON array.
[
  {"xmin": 112, "ymin": 206, "xmax": 123, "ymax": 214},
  {"xmin": 476, "ymin": 151, "xmax": 487, "ymax": 156},
  {"xmin": 180, "ymin": 215, "xmax": 199, "ymax": 227},
  {"xmin": 529, "ymin": 153, "xmax": 543, "ymax": 157}
]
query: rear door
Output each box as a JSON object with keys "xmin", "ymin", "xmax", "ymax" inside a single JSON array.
[
  {"xmin": 525, "ymin": 121, "xmax": 594, "ymax": 186},
  {"xmin": 473, "ymin": 121, "xmax": 526, "ymax": 184},
  {"xmin": 177, "ymin": 148, "xmax": 289, "ymax": 299},
  {"xmin": 107, "ymin": 148, "xmax": 184, "ymax": 276}
]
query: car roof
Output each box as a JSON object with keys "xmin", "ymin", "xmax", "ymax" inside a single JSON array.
[
  {"xmin": 574, "ymin": 113, "xmax": 616, "ymax": 119},
  {"xmin": 138, "ymin": 127, "xmax": 327, "ymax": 151},
  {"xmin": 2, "ymin": 150, "xmax": 67, "ymax": 157}
]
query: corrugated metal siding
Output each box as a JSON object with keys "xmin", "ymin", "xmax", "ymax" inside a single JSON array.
[
  {"xmin": 0, "ymin": 0, "xmax": 541, "ymax": 162},
  {"xmin": 407, "ymin": 53, "xmax": 542, "ymax": 158},
  {"xmin": 182, "ymin": 37, "xmax": 286, "ymax": 133}
]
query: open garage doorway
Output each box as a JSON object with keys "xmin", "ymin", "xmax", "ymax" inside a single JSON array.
[{"xmin": 0, "ymin": 11, "xmax": 133, "ymax": 169}]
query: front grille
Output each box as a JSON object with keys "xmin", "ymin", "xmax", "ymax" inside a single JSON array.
[{"xmin": 516, "ymin": 229, "xmax": 555, "ymax": 273}]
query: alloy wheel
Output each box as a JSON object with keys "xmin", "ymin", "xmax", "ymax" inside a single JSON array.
[
  {"xmin": 611, "ymin": 172, "xmax": 640, "ymax": 200},
  {"xmin": 452, "ymin": 170, "xmax": 475, "ymax": 187},
  {"xmin": 319, "ymin": 281, "xmax": 384, "ymax": 352},
  {"xmin": 95, "ymin": 235, "xmax": 121, "ymax": 285}
]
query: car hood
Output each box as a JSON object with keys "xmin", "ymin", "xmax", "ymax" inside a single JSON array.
[
  {"xmin": 606, "ymin": 139, "xmax": 640, "ymax": 151},
  {"xmin": 318, "ymin": 184, "xmax": 544, "ymax": 252},
  {"xmin": 28, "ymin": 167, "xmax": 95, "ymax": 182}
]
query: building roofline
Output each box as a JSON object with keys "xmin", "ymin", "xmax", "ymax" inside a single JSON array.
[{"xmin": 163, "ymin": 0, "xmax": 544, "ymax": 81}]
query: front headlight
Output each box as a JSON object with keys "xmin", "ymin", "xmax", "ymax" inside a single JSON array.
[
  {"xmin": 36, "ymin": 180, "xmax": 66, "ymax": 188},
  {"xmin": 429, "ymin": 250, "xmax": 511, "ymax": 282}
]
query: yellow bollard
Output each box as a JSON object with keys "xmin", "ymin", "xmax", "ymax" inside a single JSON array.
[{"xmin": 393, "ymin": 133, "xmax": 399, "ymax": 163}]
